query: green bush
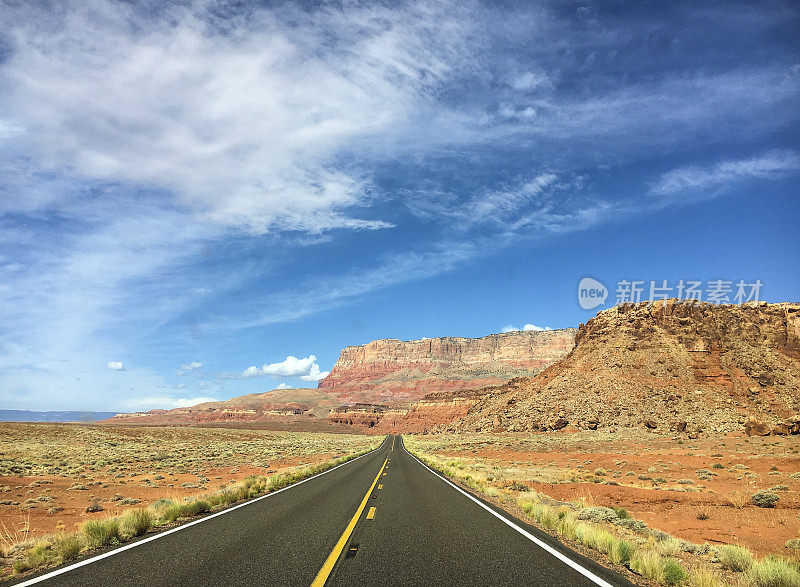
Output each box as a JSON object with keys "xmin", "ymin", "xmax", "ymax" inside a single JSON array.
[
  {"xmin": 56, "ymin": 536, "xmax": 83, "ymax": 562},
  {"xmin": 662, "ymin": 558, "xmax": 688, "ymax": 585},
  {"xmin": 82, "ymin": 519, "xmax": 120, "ymax": 547},
  {"xmin": 611, "ymin": 506, "xmax": 630, "ymax": 519},
  {"xmin": 120, "ymin": 508, "xmax": 152, "ymax": 538},
  {"xmin": 718, "ymin": 544, "xmax": 754, "ymax": 572},
  {"xmin": 25, "ymin": 543, "xmax": 55, "ymax": 569},
  {"xmin": 160, "ymin": 503, "xmax": 182, "ymax": 523},
  {"xmin": 752, "ymin": 491, "xmax": 779, "ymax": 508},
  {"xmin": 746, "ymin": 556, "xmax": 800, "ymax": 587},
  {"xmin": 610, "ymin": 540, "xmax": 635, "ymax": 565},
  {"xmin": 180, "ymin": 499, "xmax": 210, "ymax": 517}
]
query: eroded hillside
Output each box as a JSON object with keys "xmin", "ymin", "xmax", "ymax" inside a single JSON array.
[{"xmin": 441, "ymin": 300, "xmax": 800, "ymax": 435}]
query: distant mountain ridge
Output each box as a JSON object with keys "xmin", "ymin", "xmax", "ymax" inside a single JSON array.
[
  {"xmin": 0, "ymin": 410, "xmax": 118, "ymax": 422},
  {"xmin": 104, "ymin": 387, "xmax": 341, "ymax": 424}
]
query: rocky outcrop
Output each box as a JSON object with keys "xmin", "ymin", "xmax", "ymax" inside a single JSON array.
[
  {"xmin": 318, "ymin": 330, "xmax": 576, "ymax": 405},
  {"xmin": 442, "ymin": 300, "xmax": 800, "ymax": 435}
]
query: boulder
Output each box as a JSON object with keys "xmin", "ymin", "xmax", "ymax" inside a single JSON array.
[
  {"xmin": 549, "ymin": 417, "xmax": 569, "ymax": 430},
  {"xmin": 772, "ymin": 423, "xmax": 790, "ymax": 435},
  {"xmin": 676, "ymin": 421, "xmax": 687, "ymax": 433},
  {"xmin": 745, "ymin": 416, "xmax": 771, "ymax": 436},
  {"xmin": 643, "ymin": 420, "xmax": 658, "ymax": 429}
]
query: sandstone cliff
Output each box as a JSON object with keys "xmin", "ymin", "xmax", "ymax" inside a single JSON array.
[
  {"xmin": 442, "ymin": 300, "xmax": 800, "ymax": 435},
  {"xmin": 319, "ymin": 330, "xmax": 576, "ymax": 405}
]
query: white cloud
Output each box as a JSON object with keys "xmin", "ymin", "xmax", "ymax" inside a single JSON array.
[
  {"xmin": 0, "ymin": 0, "xmax": 472, "ymax": 233},
  {"xmin": 273, "ymin": 382, "xmax": 291, "ymax": 390},
  {"xmin": 241, "ymin": 355, "xmax": 328, "ymax": 381},
  {"xmin": 523, "ymin": 323, "xmax": 552, "ymax": 331},
  {"xmin": 124, "ymin": 396, "xmax": 217, "ymax": 410},
  {"xmin": 300, "ymin": 363, "xmax": 331, "ymax": 382},
  {"xmin": 501, "ymin": 323, "xmax": 551, "ymax": 333},
  {"xmin": 107, "ymin": 361, "xmax": 125, "ymax": 371},
  {"xmin": 651, "ymin": 150, "xmax": 800, "ymax": 196},
  {"xmin": 180, "ymin": 361, "xmax": 202, "ymax": 371},
  {"xmin": 509, "ymin": 71, "xmax": 552, "ymax": 91}
]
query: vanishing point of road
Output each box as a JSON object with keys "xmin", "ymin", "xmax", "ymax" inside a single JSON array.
[{"xmin": 13, "ymin": 435, "xmax": 634, "ymax": 586}]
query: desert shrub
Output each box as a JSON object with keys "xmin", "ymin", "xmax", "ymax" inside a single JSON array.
[
  {"xmin": 120, "ymin": 508, "xmax": 152, "ymax": 538},
  {"xmin": 180, "ymin": 499, "xmax": 210, "ymax": 517},
  {"xmin": 785, "ymin": 539, "xmax": 800, "ymax": 551},
  {"xmin": 13, "ymin": 559, "xmax": 31, "ymax": 573},
  {"xmin": 151, "ymin": 497, "xmax": 176, "ymax": 509},
  {"xmin": 657, "ymin": 537, "xmax": 683, "ymax": 556},
  {"xmin": 712, "ymin": 463, "xmax": 725, "ymax": 469},
  {"xmin": 718, "ymin": 544, "xmax": 754, "ymax": 572},
  {"xmin": 611, "ymin": 506, "xmax": 630, "ymax": 519},
  {"xmin": 746, "ymin": 556, "xmax": 800, "ymax": 587},
  {"xmin": 24, "ymin": 542, "xmax": 55, "ymax": 569},
  {"xmin": 556, "ymin": 515, "xmax": 578, "ymax": 541},
  {"xmin": 539, "ymin": 506, "xmax": 559, "ymax": 530},
  {"xmin": 577, "ymin": 506, "xmax": 618, "ymax": 523},
  {"xmin": 614, "ymin": 518, "xmax": 648, "ymax": 532},
  {"xmin": 631, "ymin": 550, "xmax": 665, "ymax": 583},
  {"xmin": 662, "ymin": 558, "xmax": 688, "ymax": 585},
  {"xmin": 508, "ymin": 481, "xmax": 528, "ymax": 492},
  {"xmin": 82, "ymin": 519, "xmax": 120, "ymax": 547},
  {"xmin": 159, "ymin": 503, "xmax": 182, "ymax": 523},
  {"xmin": 752, "ymin": 491, "xmax": 780, "ymax": 508},
  {"xmin": 689, "ymin": 566, "xmax": 725, "ymax": 587},
  {"xmin": 771, "ymin": 485, "xmax": 790, "ymax": 492},
  {"xmin": 609, "ymin": 539, "xmax": 635, "ymax": 565},
  {"xmin": 56, "ymin": 535, "xmax": 83, "ymax": 562}
]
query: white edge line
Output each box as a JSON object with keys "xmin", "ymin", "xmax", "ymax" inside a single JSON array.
[
  {"xmin": 13, "ymin": 438, "xmax": 389, "ymax": 587},
  {"xmin": 401, "ymin": 439, "xmax": 616, "ymax": 587}
]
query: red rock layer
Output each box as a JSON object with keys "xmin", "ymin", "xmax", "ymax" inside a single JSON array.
[{"xmin": 318, "ymin": 330, "xmax": 576, "ymax": 404}]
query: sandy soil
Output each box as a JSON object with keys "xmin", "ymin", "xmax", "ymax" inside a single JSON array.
[
  {"xmin": 0, "ymin": 423, "xmax": 375, "ymax": 545},
  {"xmin": 411, "ymin": 431, "xmax": 800, "ymax": 557}
]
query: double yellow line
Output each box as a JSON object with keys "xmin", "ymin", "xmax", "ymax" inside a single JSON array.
[{"xmin": 310, "ymin": 453, "xmax": 389, "ymax": 586}]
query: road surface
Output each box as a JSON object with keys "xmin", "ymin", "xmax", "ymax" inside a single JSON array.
[{"xmin": 14, "ymin": 435, "xmax": 633, "ymax": 586}]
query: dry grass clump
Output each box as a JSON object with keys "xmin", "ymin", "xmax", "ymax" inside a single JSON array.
[
  {"xmin": 82, "ymin": 518, "xmax": 120, "ymax": 547},
  {"xmin": 745, "ymin": 556, "xmax": 800, "ymax": 587},
  {"xmin": 120, "ymin": 508, "xmax": 153, "ymax": 538},
  {"xmin": 719, "ymin": 544, "xmax": 755, "ymax": 572}
]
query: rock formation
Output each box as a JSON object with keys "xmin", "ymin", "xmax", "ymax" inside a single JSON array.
[
  {"xmin": 318, "ymin": 330, "xmax": 576, "ymax": 405},
  {"xmin": 442, "ymin": 300, "xmax": 800, "ymax": 435}
]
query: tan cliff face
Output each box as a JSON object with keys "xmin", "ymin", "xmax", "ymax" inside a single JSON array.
[
  {"xmin": 318, "ymin": 329, "xmax": 577, "ymax": 405},
  {"xmin": 442, "ymin": 300, "xmax": 800, "ymax": 435}
]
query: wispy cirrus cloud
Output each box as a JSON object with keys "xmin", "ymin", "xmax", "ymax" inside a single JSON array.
[{"xmin": 651, "ymin": 150, "xmax": 800, "ymax": 196}]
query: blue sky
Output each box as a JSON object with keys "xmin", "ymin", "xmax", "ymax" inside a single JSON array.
[{"xmin": 0, "ymin": 0, "xmax": 798, "ymax": 411}]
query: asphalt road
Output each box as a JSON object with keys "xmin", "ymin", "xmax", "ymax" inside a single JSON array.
[{"xmin": 14, "ymin": 435, "xmax": 634, "ymax": 586}]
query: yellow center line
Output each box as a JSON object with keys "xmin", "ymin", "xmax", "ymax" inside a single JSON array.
[
  {"xmin": 310, "ymin": 456, "xmax": 388, "ymax": 587},
  {"xmin": 366, "ymin": 507, "xmax": 376, "ymax": 520},
  {"xmin": 377, "ymin": 484, "xmax": 382, "ymax": 489},
  {"xmin": 391, "ymin": 436, "xmax": 394, "ymax": 451}
]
